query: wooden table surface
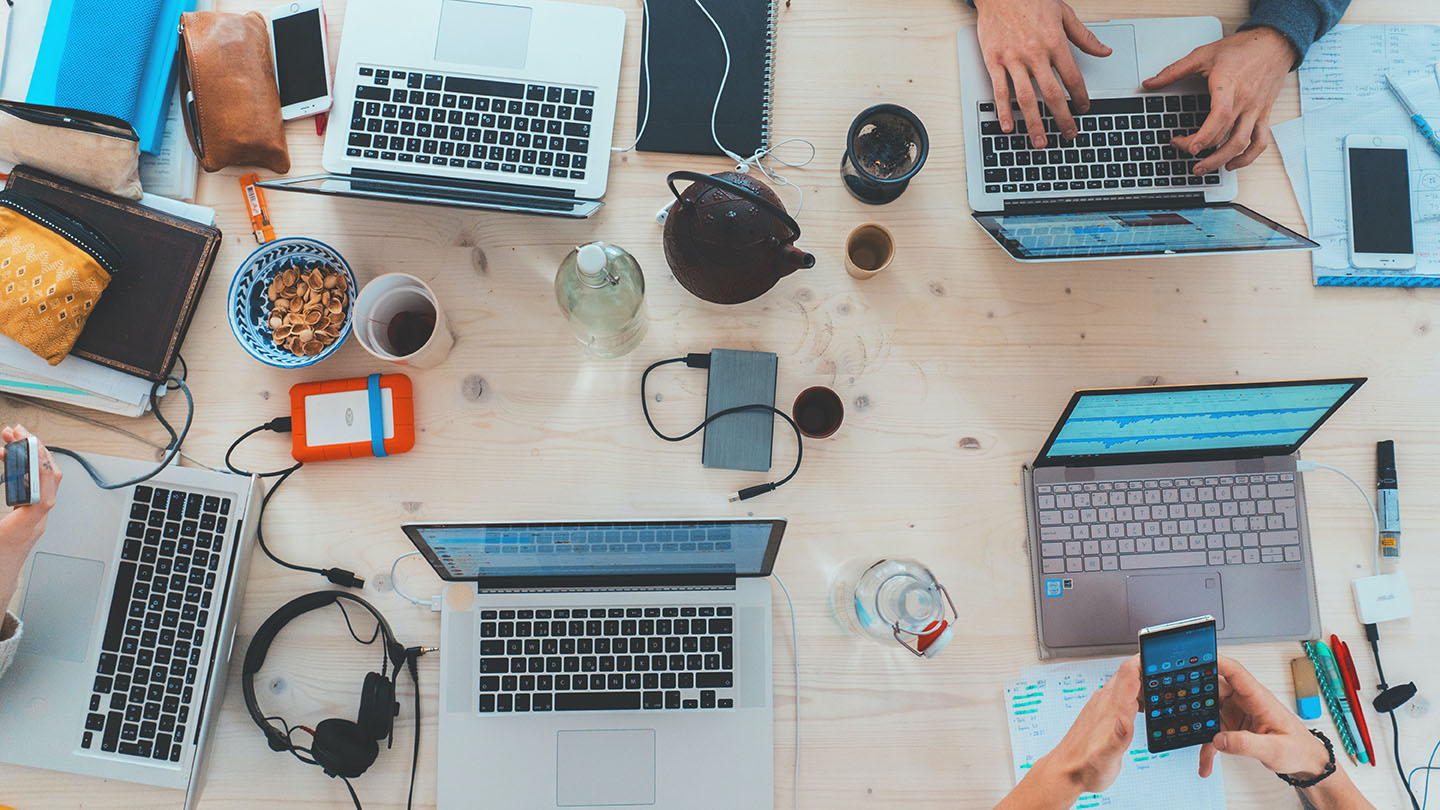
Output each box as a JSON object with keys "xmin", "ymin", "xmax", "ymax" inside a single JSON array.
[{"xmin": 4, "ymin": 1, "xmax": 1440, "ymax": 807}]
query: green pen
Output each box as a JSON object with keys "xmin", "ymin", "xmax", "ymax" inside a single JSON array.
[{"xmin": 1315, "ymin": 641, "xmax": 1369, "ymax": 765}]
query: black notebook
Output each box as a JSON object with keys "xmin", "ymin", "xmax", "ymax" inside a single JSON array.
[{"xmin": 636, "ymin": 0, "xmax": 776, "ymax": 157}]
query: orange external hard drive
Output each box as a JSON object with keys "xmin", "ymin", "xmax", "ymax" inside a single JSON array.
[{"xmin": 289, "ymin": 373, "xmax": 415, "ymax": 462}]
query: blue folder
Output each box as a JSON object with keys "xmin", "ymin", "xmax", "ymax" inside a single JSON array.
[{"xmin": 27, "ymin": 0, "xmax": 194, "ymax": 154}]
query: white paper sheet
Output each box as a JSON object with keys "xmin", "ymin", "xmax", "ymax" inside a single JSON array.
[
  {"xmin": 1301, "ymin": 69, "xmax": 1440, "ymax": 285},
  {"xmin": 1007, "ymin": 657, "xmax": 1226, "ymax": 810},
  {"xmin": 1300, "ymin": 24, "xmax": 1440, "ymax": 114},
  {"xmin": 0, "ymin": 0, "xmax": 51, "ymax": 100},
  {"xmin": 1271, "ymin": 118, "xmax": 1311, "ymax": 231}
]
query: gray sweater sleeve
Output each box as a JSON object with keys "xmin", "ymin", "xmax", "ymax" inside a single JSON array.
[
  {"xmin": 0, "ymin": 612, "xmax": 19, "ymax": 681},
  {"xmin": 1239, "ymin": 0, "xmax": 1352, "ymax": 66}
]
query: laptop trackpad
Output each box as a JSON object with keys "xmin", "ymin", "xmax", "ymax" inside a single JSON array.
[
  {"xmin": 1125, "ymin": 572, "xmax": 1223, "ymax": 636},
  {"xmin": 1069, "ymin": 24, "xmax": 1139, "ymax": 91},
  {"xmin": 557, "ymin": 729, "xmax": 656, "ymax": 806},
  {"xmin": 436, "ymin": 0, "xmax": 532, "ymax": 70},
  {"xmin": 19, "ymin": 552, "xmax": 104, "ymax": 663}
]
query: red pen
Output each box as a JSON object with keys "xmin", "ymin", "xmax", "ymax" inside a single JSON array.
[{"xmin": 1332, "ymin": 635, "xmax": 1377, "ymax": 766}]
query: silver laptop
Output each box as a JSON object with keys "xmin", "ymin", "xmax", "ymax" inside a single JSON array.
[
  {"xmin": 0, "ymin": 452, "xmax": 260, "ymax": 809},
  {"xmin": 259, "ymin": 0, "xmax": 625, "ymax": 218},
  {"xmin": 1022, "ymin": 379, "xmax": 1366, "ymax": 658},
  {"xmin": 403, "ymin": 519, "xmax": 783, "ymax": 809},
  {"xmin": 957, "ymin": 17, "xmax": 1318, "ymax": 261}
]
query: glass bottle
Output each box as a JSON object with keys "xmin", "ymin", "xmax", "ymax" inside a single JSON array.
[
  {"xmin": 554, "ymin": 242, "xmax": 647, "ymax": 358},
  {"xmin": 830, "ymin": 557, "xmax": 955, "ymax": 657}
]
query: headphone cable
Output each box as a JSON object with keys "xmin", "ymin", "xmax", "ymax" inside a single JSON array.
[
  {"xmin": 641, "ymin": 354, "xmax": 804, "ymax": 501},
  {"xmin": 49, "ymin": 374, "xmax": 195, "ymax": 489}
]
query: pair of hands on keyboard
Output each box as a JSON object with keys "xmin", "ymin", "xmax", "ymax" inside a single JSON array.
[
  {"xmin": 1, "ymin": 425, "xmax": 61, "ymax": 614},
  {"xmin": 974, "ymin": 0, "xmax": 1297, "ymax": 175}
]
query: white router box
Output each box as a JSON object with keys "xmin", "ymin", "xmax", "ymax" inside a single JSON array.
[{"xmin": 1352, "ymin": 571, "xmax": 1413, "ymax": 624}]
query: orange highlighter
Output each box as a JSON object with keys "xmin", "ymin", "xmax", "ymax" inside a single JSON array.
[{"xmin": 1332, "ymin": 634, "xmax": 1377, "ymax": 766}]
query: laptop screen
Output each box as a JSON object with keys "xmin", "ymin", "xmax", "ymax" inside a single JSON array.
[
  {"xmin": 402, "ymin": 519, "xmax": 786, "ymax": 586},
  {"xmin": 973, "ymin": 203, "xmax": 1316, "ymax": 260},
  {"xmin": 1035, "ymin": 379, "xmax": 1365, "ymax": 466}
]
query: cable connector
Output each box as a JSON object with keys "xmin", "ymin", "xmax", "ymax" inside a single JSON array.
[
  {"xmin": 263, "ymin": 416, "xmax": 293, "ymax": 433},
  {"xmin": 731, "ymin": 482, "xmax": 777, "ymax": 502},
  {"xmin": 323, "ymin": 567, "xmax": 366, "ymax": 589},
  {"xmin": 684, "ymin": 352, "xmax": 711, "ymax": 369}
]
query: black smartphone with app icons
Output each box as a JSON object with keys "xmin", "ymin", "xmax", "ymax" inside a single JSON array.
[{"xmin": 1139, "ymin": 615, "xmax": 1220, "ymax": 753}]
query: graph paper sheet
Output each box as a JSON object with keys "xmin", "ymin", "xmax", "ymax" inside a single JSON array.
[{"xmin": 1005, "ymin": 657, "xmax": 1227, "ymax": 810}]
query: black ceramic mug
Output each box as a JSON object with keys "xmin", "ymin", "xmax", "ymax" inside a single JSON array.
[{"xmin": 841, "ymin": 104, "xmax": 930, "ymax": 205}]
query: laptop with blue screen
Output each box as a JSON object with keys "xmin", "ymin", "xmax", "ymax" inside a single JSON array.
[
  {"xmin": 402, "ymin": 519, "xmax": 783, "ymax": 810},
  {"xmin": 1022, "ymin": 379, "xmax": 1365, "ymax": 657},
  {"xmin": 957, "ymin": 17, "xmax": 1319, "ymax": 261}
]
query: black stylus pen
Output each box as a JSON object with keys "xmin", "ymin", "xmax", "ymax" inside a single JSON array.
[{"xmin": 1376, "ymin": 440, "xmax": 1400, "ymax": 559}]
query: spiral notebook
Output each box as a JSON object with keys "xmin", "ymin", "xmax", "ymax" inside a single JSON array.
[{"xmin": 636, "ymin": 0, "xmax": 776, "ymax": 157}]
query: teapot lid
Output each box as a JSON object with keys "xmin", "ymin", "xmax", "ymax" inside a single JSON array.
[{"xmin": 667, "ymin": 170, "xmax": 802, "ymax": 244}]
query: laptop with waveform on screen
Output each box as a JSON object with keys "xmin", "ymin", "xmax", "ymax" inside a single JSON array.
[{"xmin": 1021, "ymin": 378, "xmax": 1366, "ymax": 657}]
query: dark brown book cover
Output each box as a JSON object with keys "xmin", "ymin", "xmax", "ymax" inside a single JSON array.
[{"xmin": 5, "ymin": 166, "xmax": 221, "ymax": 382}]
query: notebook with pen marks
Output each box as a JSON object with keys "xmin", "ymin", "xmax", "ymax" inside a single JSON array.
[{"xmin": 636, "ymin": 0, "xmax": 776, "ymax": 157}]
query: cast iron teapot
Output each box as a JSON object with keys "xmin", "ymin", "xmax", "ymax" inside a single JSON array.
[{"xmin": 662, "ymin": 170, "xmax": 815, "ymax": 305}]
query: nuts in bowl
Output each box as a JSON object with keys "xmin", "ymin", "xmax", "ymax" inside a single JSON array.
[
  {"xmin": 266, "ymin": 264, "xmax": 349, "ymax": 357},
  {"xmin": 227, "ymin": 237, "xmax": 357, "ymax": 369}
]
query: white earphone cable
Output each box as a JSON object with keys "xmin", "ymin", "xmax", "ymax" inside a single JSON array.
[
  {"xmin": 615, "ymin": 0, "xmax": 814, "ymax": 217},
  {"xmin": 772, "ymin": 573, "xmax": 800, "ymax": 810},
  {"xmin": 390, "ymin": 551, "xmax": 434, "ymax": 607},
  {"xmin": 1296, "ymin": 460, "xmax": 1382, "ymax": 576}
]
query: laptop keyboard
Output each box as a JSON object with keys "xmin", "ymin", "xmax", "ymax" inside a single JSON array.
[
  {"xmin": 1037, "ymin": 474, "xmax": 1301, "ymax": 574},
  {"xmin": 978, "ymin": 96, "xmax": 1222, "ymax": 196},
  {"xmin": 81, "ymin": 485, "xmax": 230, "ymax": 762},
  {"xmin": 478, "ymin": 606, "xmax": 736, "ymax": 713},
  {"xmin": 347, "ymin": 66, "xmax": 595, "ymax": 180}
]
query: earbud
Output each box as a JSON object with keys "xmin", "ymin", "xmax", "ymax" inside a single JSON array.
[{"xmin": 655, "ymin": 198, "xmax": 676, "ymax": 226}]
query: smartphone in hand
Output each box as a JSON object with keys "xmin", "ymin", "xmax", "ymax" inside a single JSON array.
[
  {"xmin": 1139, "ymin": 615, "xmax": 1220, "ymax": 753},
  {"xmin": 4, "ymin": 435, "xmax": 40, "ymax": 507}
]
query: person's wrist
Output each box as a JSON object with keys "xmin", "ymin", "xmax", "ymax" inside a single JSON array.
[
  {"xmin": 1030, "ymin": 752, "xmax": 1087, "ymax": 800},
  {"xmin": 1250, "ymin": 25, "xmax": 1300, "ymax": 70},
  {"xmin": 1285, "ymin": 730, "xmax": 1333, "ymax": 780}
]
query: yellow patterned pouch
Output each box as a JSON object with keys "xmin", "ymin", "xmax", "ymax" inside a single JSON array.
[{"xmin": 0, "ymin": 191, "xmax": 121, "ymax": 365}]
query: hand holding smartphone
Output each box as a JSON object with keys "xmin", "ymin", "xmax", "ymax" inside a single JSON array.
[
  {"xmin": 1139, "ymin": 615, "xmax": 1220, "ymax": 753},
  {"xmin": 269, "ymin": 1, "xmax": 332, "ymax": 120},
  {"xmin": 4, "ymin": 436, "xmax": 40, "ymax": 507}
]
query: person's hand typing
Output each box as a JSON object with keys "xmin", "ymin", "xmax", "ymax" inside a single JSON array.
[
  {"xmin": 1141, "ymin": 27, "xmax": 1295, "ymax": 175},
  {"xmin": 974, "ymin": 0, "xmax": 1111, "ymax": 148}
]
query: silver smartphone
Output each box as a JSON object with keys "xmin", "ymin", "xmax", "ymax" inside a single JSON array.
[
  {"xmin": 1344, "ymin": 134, "xmax": 1416, "ymax": 271},
  {"xmin": 4, "ymin": 436, "xmax": 40, "ymax": 507},
  {"xmin": 1139, "ymin": 615, "xmax": 1220, "ymax": 753}
]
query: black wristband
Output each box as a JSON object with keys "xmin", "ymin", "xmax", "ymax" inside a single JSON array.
[{"xmin": 1276, "ymin": 729, "xmax": 1337, "ymax": 788}]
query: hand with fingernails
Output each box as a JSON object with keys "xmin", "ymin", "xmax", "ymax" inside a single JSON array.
[
  {"xmin": 1, "ymin": 425, "xmax": 62, "ymax": 615},
  {"xmin": 975, "ymin": 0, "xmax": 1111, "ymax": 149}
]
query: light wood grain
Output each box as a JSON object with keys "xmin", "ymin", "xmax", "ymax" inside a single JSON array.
[{"xmin": 4, "ymin": 0, "xmax": 1440, "ymax": 807}]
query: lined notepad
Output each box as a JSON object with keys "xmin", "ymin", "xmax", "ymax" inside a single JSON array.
[{"xmin": 1006, "ymin": 658, "xmax": 1227, "ymax": 810}]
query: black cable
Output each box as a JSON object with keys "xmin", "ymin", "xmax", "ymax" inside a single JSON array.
[
  {"xmin": 227, "ymin": 420, "xmax": 365, "ymax": 589},
  {"xmin": 641, "ymin": 354, "xmax": 804, "ymax": 501},
  {"xmin": 1365, "ymin": 622, "xmax": 1423, "ymax": 810},
  {"xmin": 50, "ymin": 375, "xmax": 194, "ymax": 489},
  {"xmin": 403, "ymin": 648, "xmax": 427, "ymax": 810},
  {"xmin": 340, "ymin": 776, "xmax": 364, "ymax": 810}
]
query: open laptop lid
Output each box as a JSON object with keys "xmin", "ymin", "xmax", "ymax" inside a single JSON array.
[
  {"xmin": 973, "ymin": 201, "xmax": 1316, "ymax": 261},
  {"xmin": 1033, "ymin": 378, "xmax": 1366, "ymax": 468},
  {"xmin": 258, "ymin": 171, "xmax": 602, "ymax": 219},
  {"xmin": 402, "ymin": 519, "xmax": 786, "ymax": 590}
]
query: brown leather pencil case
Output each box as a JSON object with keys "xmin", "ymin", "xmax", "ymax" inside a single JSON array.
[{"xmin": 177, "ymin": 11, "xmax": 290, "ymax": 174}]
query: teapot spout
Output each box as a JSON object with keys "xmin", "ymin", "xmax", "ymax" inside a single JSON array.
[{"xmin": 779, "ymin": 245, "xmax": 816, "ymax": 275}]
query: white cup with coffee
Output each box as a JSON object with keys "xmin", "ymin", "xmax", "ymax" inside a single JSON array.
[{"xmin": 352, "ymin": 273, "xmax": 454, "ymax": 369}]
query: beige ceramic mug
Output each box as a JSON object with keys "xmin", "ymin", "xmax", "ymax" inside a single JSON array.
[{"xmin": 845, "ymin": 223, "xmax": 895, "ymax": 279}]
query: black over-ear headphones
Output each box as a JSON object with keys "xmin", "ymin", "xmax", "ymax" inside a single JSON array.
[{"xmin": 242, "ymin": 591, "xmax": 411, "ymax": 784}]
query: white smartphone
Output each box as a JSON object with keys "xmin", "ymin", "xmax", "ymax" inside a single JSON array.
[
  {"xmin": 1344, "ymin": 134, "xmax": 1416, "ymax": 270},
  {"xmin": 268, "ymin": 1, "xmax": 332, "ymax": 121}
]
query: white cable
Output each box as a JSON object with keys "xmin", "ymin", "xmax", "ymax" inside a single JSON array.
[
  {"xmin": 690, "ymin": 0, "xmax": 815, "ymax": 217},
  {"xmin": 1297, "ymin": 460, "xmax": 1381, "ymax": 576},
  {"xmin": 390, "ymin": 551, "xmax": 433, "ymax": 607},
  {"xmin": 771, "ymin": 573, "xmax": 799, "ymax": 810},
  {"xmin": 611, "ymin": 0, "xmax": 654, "ymax": 152}
]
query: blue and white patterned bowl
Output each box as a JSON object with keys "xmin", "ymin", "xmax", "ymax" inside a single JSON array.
[{"xmin": 227, "ymin": 238, "xmax": 357, "ymax": 368}]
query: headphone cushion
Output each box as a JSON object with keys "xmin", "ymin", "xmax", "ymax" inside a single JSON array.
[
  {"xmin": 357, "ymin": 671, "xmax": 397, "ymax": 741},
  {"xmin": 310, "ymin": 718, "xmax": 379, "ymax": 779}
]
